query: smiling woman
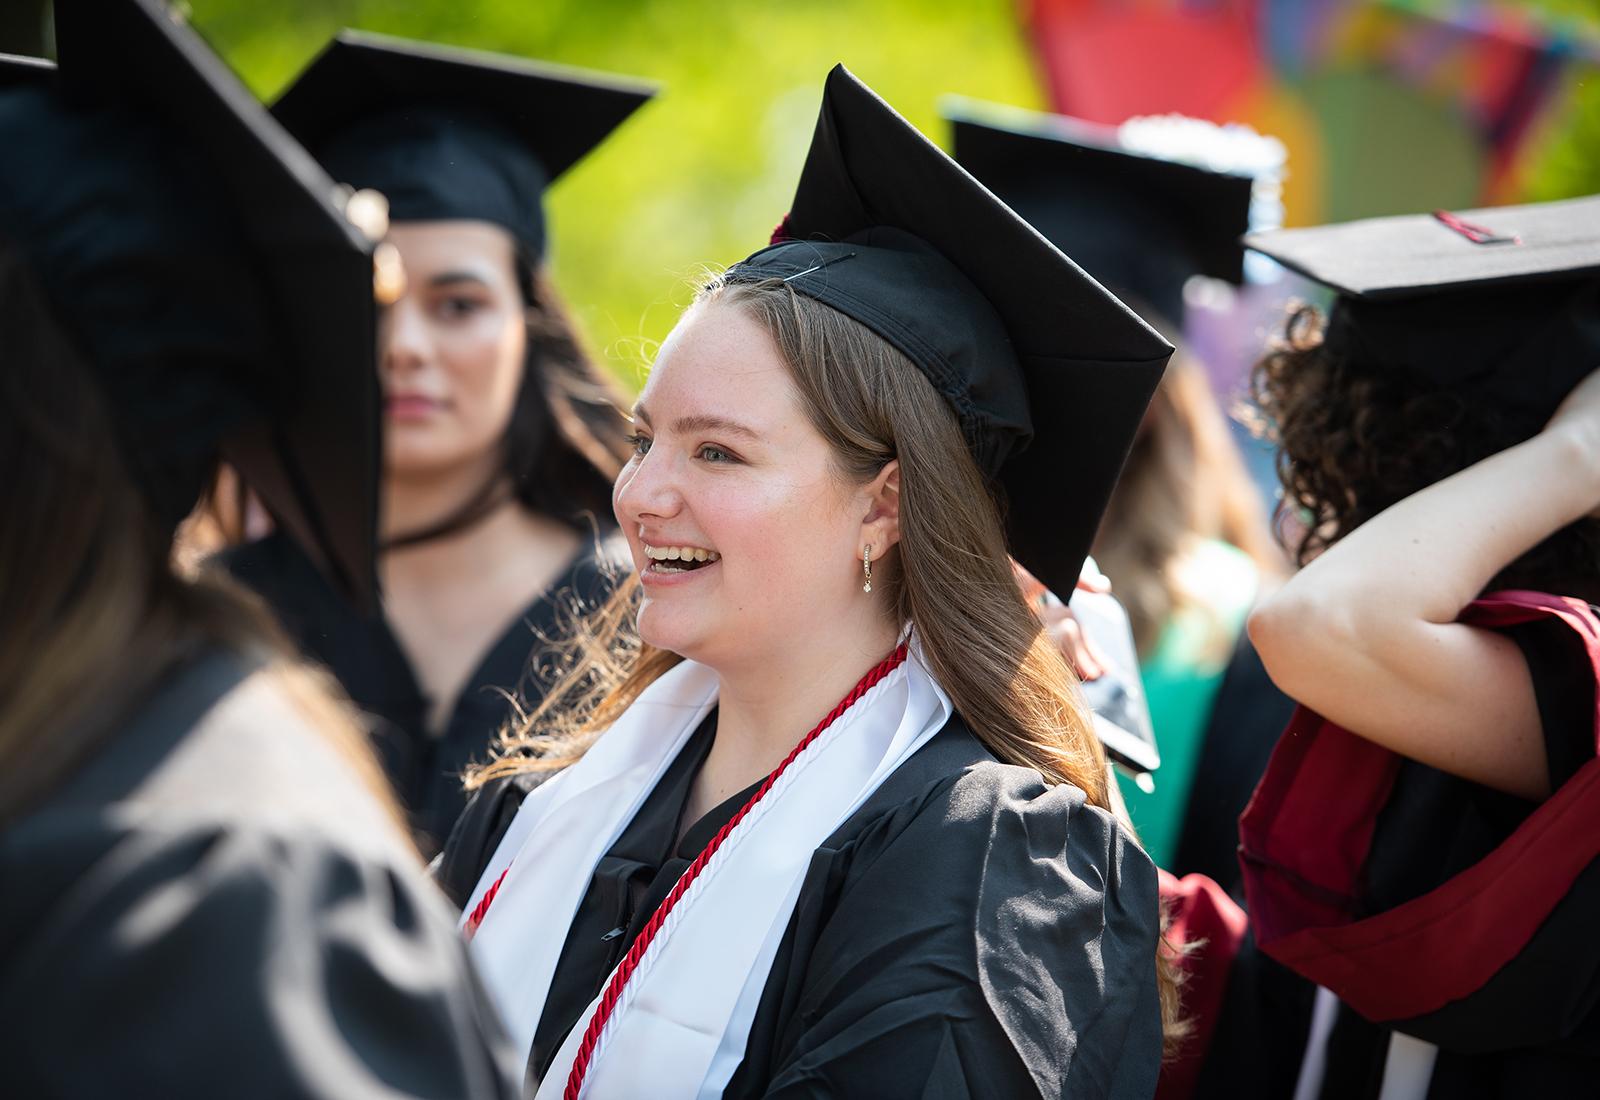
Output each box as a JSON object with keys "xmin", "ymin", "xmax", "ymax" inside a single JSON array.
[
  {"xmin": 440, "ymin": 66, "xmax": 1177, "ymax": 1100},
  {"xmin": 216, "ymin": 33, "xmax": 655, "ymax": 852},
  {"xmin": 615, "ymin": 302, "xmax": 899, "ymax": 683}
]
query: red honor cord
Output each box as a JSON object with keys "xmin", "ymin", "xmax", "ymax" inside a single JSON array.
[{"xmin": 561, "ymin": 642, "xmax": 909, "ymax": 1099}]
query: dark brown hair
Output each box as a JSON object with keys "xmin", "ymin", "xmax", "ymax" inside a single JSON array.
[{"xmin": 1250, "ymin": 303, "xmax": 1600, "ymax": 600}]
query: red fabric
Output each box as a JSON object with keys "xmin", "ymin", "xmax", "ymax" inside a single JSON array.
[
  {"xmin": 1432, "ymin": 208, "xmax": 1522, "ymax": 245},
  {"xmin": 1154, "ymin": 870, "xmax": 1249, "ymax": 1100},
  {"xmin": 1025, "ymin": 0, "xmax": 1260, "ymax": 124},
  {"xmin": 563, "ymin": 643, "xmax": 910, "ymax": 1100},
  {"xmin": 1239, "ymin": 590, "xmax": 1600, "ymax": 1023}
]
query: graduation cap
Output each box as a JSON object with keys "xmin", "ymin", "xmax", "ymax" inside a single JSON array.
[
  {"xmin": 728, "ymin": 65, "xmax": 1172, "ymax": 607},
  {"xmin": 1245, "ymin": 196, "xmax": 1600, "ymax": 424},
  {"xmin": 944, "ymin": 99, "xmax": 1276, "ymax": 325},
  {"xmin": 0, "ymin": 52, "xmax": 53, "ymax": 87},
  {"xmin": 0, "ymin": 0, "xmax": 382, "ymax": 608},
  {"xmin": 272, "ymin": 30, "xmax": 657, "ymax": 258}
]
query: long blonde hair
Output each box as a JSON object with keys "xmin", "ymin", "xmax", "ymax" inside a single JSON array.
[
  {"xmin": 470, "ymin": 274, "xmax": 1184, "ymax": 1045},
  {"xmin": 1093, "ymin": 352, "xmax": 1282, "ymax": 655}
]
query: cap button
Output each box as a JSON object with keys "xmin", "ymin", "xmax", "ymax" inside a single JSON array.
[{"xmin": 344, "ymin": 187, "xmax": 391, "ymax": 243}]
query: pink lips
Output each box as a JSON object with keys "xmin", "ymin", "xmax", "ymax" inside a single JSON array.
[{"xmin": 384, "ymin": 394, "xmax": 444, "ymax": 422}]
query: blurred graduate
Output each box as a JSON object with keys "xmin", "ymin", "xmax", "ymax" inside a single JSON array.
[
  {"xmin": 0, "ymin": 1, "xmax": 519, "ymax": 1095},
  {"xmin": 945, "ymin": 101, "xmax": 1291, "ymax": 888},
  {"xmin": 221, "ymin": 33, "xmax": 652, "ymax": 852},
  {"xmin": 1244, "ymin": 197, "xmax": 1600, "ymax": 1098}
]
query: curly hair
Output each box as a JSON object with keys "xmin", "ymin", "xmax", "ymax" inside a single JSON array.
[{"xmin": 1250, "ymin": 303, "xmax": 1600, "ymax": 599}]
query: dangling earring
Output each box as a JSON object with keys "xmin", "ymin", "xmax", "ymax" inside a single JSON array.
[{"xmin": 862, "ymin": 545, "xmax": 873, "ymax": 594}]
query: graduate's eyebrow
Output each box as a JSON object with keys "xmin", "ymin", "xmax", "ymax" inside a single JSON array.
[
  {"xmin": 673, "ymin": 413, "xmax": 761, "ymax": 441},
  {"xmin": 629, "ymin": 405, "xmax": 761, "ymax": 441},
  {"xmin": 427, "ymin": 270, "xmax": 493, "ymax": 289}
]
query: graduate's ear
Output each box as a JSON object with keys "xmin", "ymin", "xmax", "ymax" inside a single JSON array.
[{"xmin": 859, "ymin": 459, "xmax": 900, "ymax": 556}]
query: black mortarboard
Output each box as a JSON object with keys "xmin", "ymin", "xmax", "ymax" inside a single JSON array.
[
  {"xmin": 273, "ymin": 31, "xmax": 656, "ymax": 258},
  {"xmin": 1244, "ymin": 196, "xmax": 1600, "ymax": 424},
  {"xmin": 727, "ymin": 65, "xmax": 1172, "ymax": 602},
  {"xmin": 0, "ymin": 53, "xmax": 53, "ymax": 87},
  {"xmin": 0, "ymin": 0, "xmax": 381, "ymax": 607},
  {"xmin": 944, "ymin": 99, "xmax": 1259, "ymax": 325}
]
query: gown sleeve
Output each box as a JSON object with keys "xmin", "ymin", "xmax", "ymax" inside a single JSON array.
[
  {"xmin": 0, "ymin": 815, "xmax": 522, "ymax": 1100},
  {"xmin": 435, "ymin": 772, "xmax": 545, "ymax": 911},
  {"xmin": 1172, "ymin": 632, "xmax": 1296, "ymax": 898},
  {"xmin": 755, "ymin": 764, "xmax": 1164, "ymax": 1100},
  {"xmin": 1238, "ymin": 590, "xmax": 1600, "ymax": 1051}
]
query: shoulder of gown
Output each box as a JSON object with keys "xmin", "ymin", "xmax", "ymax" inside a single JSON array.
[
  {"xmin": 436, "ymin": 769, "xmax": 553, "ymax": 910},
  {"xmin": 212, "ymin": 529, "xmax": 340, "ymax": 618},
  {"xmin": 0, "ymin": 649, "xmax": 521, "ymax": 1099},
  {"xmin": 748, "ymin": 727, "xmax": 1164, "ymax": 1100},
  {"xmin": 1239, "ymin": 589, "xmax": 1600, "ymax": 1055}
]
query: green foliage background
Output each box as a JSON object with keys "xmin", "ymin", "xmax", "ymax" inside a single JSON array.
[
  {"xmin": 185, "ymin": 0, "xmax": 1048, "ymax": 388},
  {"xmin": 1517, "ymin": 0, "xmax": 1600, "ymax": 205}
]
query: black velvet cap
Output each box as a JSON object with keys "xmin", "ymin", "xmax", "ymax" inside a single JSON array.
[
  {"xmin": 0, "ymin": 0, "xmax": 381, "ymax": 608},
  {"xmin": 945, "ymin": 98, "xmax": 1256, "ymax": 325},
  {"xmin": 1245, "ymin": 196, "xmax": 1600, "ymax": 424},
  {"xmin": 273, "ymin": 31, "xmax": 656, "ymax": 258},
  {"xmin": 727, "ymin": 65, "xmax": 1172, "ymax": 601}
]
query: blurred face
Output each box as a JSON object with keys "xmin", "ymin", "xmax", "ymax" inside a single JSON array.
[
  {"xmin": 378, "ymin": 221, "xmax": 526, "ymax": 480},
  {"xmin": 614, "ymin": 300, "xmax": 873, "ymax": 668}
]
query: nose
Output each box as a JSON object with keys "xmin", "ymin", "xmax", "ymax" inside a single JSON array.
[
  {"xmin": 613, "ymin": 440, "xmax": 683, "ymax": 530},
  {"xmin": 379, "ymin": 295, "xmax": 431, "ymax": 378}
]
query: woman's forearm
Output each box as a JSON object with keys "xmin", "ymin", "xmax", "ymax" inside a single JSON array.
[
  {"xmin": 1276, "ymin": 422, "xmax": 1600, "ymax": 630},
  {"xmin": 1249, "ymin": 419, "xmax": 1600, "ymax": 799}
]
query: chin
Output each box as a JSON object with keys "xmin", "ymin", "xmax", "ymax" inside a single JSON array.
[
  {"xmin": 635, "ymin": 604, "xmax": 721, "ymax": 665},
  {"xmin": 385, "ymin": 442, "xmax": 470, "ymax": 479}
]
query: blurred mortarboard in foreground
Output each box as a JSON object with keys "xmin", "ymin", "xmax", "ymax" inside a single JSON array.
[
  {"xmin": 728, "ymin": 65, "xmax": 1172, "ymax": 612},
  {"xmin": 0, "ymin": 52, "xmax": 53, "ymax": 87},
  {"xmin": 945, "ymin": 99, "xmax": 1284, "ymax": 324},
  {"xmin": 1245, "ymin": 196, "xmax": 1600, "ymax": 424},
  {"xmin": 0, "ymin": 0, "xmax": 382, "ymax": 608},
  {"xmin": 273, "ymin": 30, "xmax": 657, "ymax": 259}
]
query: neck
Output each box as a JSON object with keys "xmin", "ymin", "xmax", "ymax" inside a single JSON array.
[
  {"xmin": 381, "ymin": 502, "xmax": 574, "ymax": 591},
  {"xmin": 708, "ymin": 607, "xmax": 903, "ymax": 785},
  {"xmin": 381, "ymin": 453, "xmax": 504, "ymax": 545}
]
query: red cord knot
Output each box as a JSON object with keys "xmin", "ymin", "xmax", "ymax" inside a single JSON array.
[
  {"xmin": 1432, "ymin": 209, "xmax": 1522, "ymax": 246},
  {"xmin": 769, "ymin": 211, "xmax": 794, "ymax": 245}
]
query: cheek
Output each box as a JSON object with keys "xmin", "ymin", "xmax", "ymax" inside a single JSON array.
[
  {"xmin": 445, "ymin": 317, "xmax": 527, "ymax": 432},
  {"xmin": 715, "ymin": 478, "xmax": 848, "ymax": 599}
]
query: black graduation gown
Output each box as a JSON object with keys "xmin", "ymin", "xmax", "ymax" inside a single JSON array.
[
  {"xmin": 219, "ymin": 529, "xmax": 615, "ymax": 851},
  {"xmin": 1237, "ymin": 590, "xmax": 1600, "ymax": 1099},
  {"xmin": 0, "ymin": 645, "xmax": 520, "ymax": 1099},
  {"xmin": 440, "ymin": 713, "xmax": 1166, "ymax": 1099},
  {"xmin": 1170, "ymin": 633, "xmax": 1296, "ymax": 900}
]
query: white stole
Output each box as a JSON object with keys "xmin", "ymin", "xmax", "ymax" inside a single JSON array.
[{"xmin": 462, "ymin": 647, "xmax": 952, "ymax": 1098}]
